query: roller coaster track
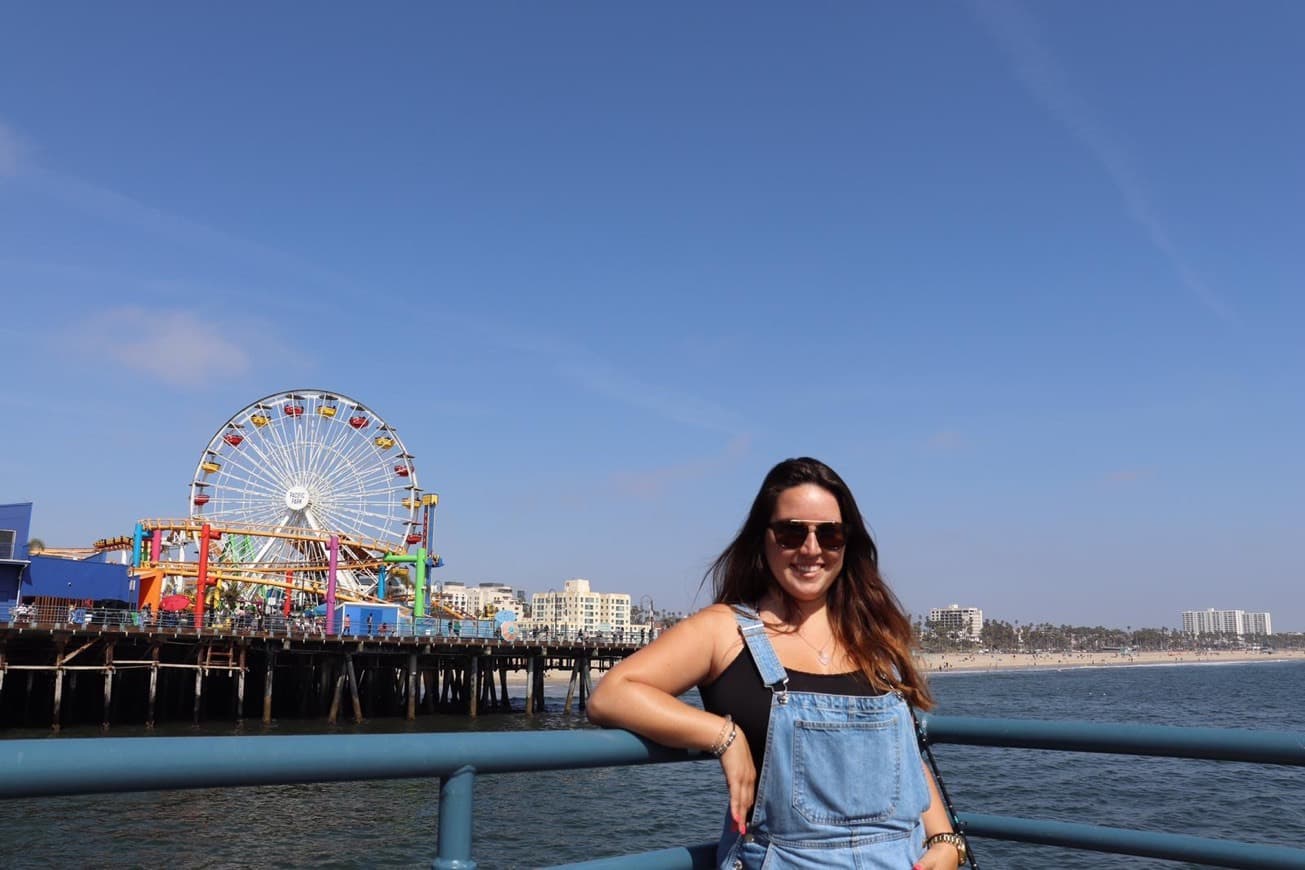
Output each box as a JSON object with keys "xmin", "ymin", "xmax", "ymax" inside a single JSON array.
[{"xmin": 135, "ymin": 518, "xmax": 406, "ymax": 556}]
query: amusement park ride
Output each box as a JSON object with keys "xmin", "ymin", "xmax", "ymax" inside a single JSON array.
[{"xmin": 103, "ymin": 390, "xmax": 462, "ymax": 627}]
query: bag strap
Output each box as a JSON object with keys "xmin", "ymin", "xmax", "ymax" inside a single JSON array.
[{"xmin": 913, "ymin": 710, "xmax": 979, "ymax": 869}]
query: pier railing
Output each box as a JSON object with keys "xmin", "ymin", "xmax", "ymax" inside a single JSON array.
[
  {"xmin": 1, "ymin": 602, "xmax": 649, "ymax": 644},
  {"xmin": 0, "ymin": 716, "xmax": 1302, "ymax": 869}
]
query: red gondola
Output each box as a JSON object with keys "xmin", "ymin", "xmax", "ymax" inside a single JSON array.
[
  {"xmin": 284, "ymin": 403, "xmax": 304, "ymax": 417},
  {"xmin": 349, "ymin": 415, "xmax": 369, "ymax": 429},
  {"xmin": 193, "ymin": 494, "xmax": 211, "ymax": 506},
  {"xmin": 394, "ymin": 465, "xmax": 411, "ymax": 477},
  {"xmin": 223, "ymin": 434, "xmax": 244, "ymax": 447},
  {"xmin": 406, "ymin": 533, "xmax": 423, "ymax": 545}
]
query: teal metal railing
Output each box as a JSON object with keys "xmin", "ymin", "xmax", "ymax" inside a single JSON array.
[{"xmin": 0, "ymin": 717, "xmax": 1301, "ymax": 869}]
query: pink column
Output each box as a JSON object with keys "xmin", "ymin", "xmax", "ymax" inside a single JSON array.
[
  {"xmin": 325, "ymin": 535, "xmax": 339, "ymax": 634},
  {"xmin": 195, "ymin": 523, "xmax": 212, "ymax": 631},
  {"xmin": 150, "ymin": 530, "xmax": 162, "ymax": 563}
]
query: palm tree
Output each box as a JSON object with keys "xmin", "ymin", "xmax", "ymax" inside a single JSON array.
[{"xmin": 26, "ymin": 537, "xmax": 45, "ymax": 554}]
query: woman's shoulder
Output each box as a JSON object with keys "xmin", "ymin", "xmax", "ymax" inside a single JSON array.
[
  {"xmin": 660, "ymin": 604, "xmax": 744, "ymax": 645},
  {"xmin": 689, "ymin": 603, "xmax": 749, "ymax": 630}
]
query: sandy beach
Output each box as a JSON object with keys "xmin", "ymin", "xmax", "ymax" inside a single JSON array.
[{"xmin": 919, "ymin": 647, "xmax": 1305, "ymax": 673}]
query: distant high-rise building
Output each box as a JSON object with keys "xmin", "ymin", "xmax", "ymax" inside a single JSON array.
[
  {"xmin": 1181, "ymin": 608, "xmax": 1272, "ymax": 636},
  {"xmin": 928, "ymin": 604, "xmax": 983, "ymax": 642}
]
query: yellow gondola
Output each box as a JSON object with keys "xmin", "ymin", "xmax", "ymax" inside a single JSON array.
[
  {"xmin": 200, "ymin": 461, "xmax": 221, "ymax": 474},
  {"xmin": 318, "ymin": 405, "xmax": 338, "ymax": 418},
  {"xmin": 374, "ymin": 436, "xmax": 396, "ymax": 449},
  {"xmin": 250, "ymin": 414, "xmax": 270, "ymax": 427},
  {"xmin": 402, "ymin": 497, "xmax": 419, "ymax": 509}
]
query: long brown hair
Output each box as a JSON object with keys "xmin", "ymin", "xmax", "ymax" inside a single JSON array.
[{"xmin": 706, "ymin": 457, "xmax": 933, "ymax": 710}]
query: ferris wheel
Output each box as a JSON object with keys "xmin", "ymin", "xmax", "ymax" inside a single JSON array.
[{"xmin": 187, "ymin": 390, "xmax": 423, "ymax": 601}]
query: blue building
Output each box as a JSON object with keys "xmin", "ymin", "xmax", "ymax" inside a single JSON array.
[{"xmin": 0, "ymin": 502, "xmax": 135, "ymax": 613}]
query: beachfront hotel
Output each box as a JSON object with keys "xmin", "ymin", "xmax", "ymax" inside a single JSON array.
[
  {"xmin": 433, "ymin": 581, "xmax": 525, "ymax": 619},
  {"xmin": 525, "ymin": 578, "xmax": 633, "ymax": 639},
  {"xmin": 1181, "ymin": 608, "xmax": 1273, "ymax": 636},
  {"xmin": 928, "ymin": 604, "xmax": 984, "ymax": 642}
]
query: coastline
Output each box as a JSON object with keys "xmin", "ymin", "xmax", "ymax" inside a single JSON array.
[
  {"xmin": 513, "ymin": 648, "xmax": 1305, "ymax": 691},
  {"xmin": 919, "ymin": 648, "xmax": 1305, "ymax": 675}
]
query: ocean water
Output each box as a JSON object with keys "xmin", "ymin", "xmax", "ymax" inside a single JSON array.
[{"xmin": 1, "ymin": 660, "xmax": 1302, "ymax": 869}]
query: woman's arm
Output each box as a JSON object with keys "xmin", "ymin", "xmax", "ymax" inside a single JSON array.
[
  {"xmin": 588, "ymin": 605, "xmax": 755, "ymax": 831},
  {"xmin": 914, "ymin": 763, "xmax": 964, "ymax": 869}
]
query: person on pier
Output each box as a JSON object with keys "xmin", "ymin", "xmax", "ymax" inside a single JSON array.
[{"xmin": 588, "ymin": 457, "xmax": 967, "ymax": 870}]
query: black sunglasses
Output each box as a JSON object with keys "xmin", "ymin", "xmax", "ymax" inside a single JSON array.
[{"xmin": 768, "ymin": 520, "xmax": 846, "ymax": 551}]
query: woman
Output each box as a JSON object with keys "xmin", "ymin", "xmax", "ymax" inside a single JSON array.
[{"xmin": 588, "ymin": 458, "xmax": 967, "ymax": 869}]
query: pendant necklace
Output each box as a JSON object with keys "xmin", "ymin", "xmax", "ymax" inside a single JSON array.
[{"xmin": 794, "ymin": 627, "xmax": 833, "ymax": 666}]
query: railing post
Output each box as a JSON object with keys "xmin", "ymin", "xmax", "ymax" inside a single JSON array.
[{"xmin": 434, "ymin": 765, "xmax": 477, "ymax": 870}]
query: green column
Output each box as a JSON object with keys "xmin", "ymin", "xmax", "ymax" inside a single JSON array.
[{"xmin": 415, "ymin": 547, "xmax": 427, "ymax": 618}]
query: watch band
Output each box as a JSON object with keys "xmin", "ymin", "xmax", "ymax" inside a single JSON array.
[{"xmin": 923, "ymin": 831, "xmax": 968, "ymax": 864}]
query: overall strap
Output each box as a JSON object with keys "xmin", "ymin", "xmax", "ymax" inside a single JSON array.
[{"xmin": 732, "ymin": 605, "xmax": 790, "ymax": 702}]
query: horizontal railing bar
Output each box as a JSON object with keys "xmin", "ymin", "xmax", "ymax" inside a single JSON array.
[
  {"xmin": 959, "ymin": 812, "xmax": 1305, "ymax": 870},
  {"xmin": 546, "ymin": 842, "xmax": 717, "ymax": 869},
  {"xmin": 920, "ymin": 714, "xmax": 1305, "ymax": 766},
  {"xmin": 0, "ymin": 730, "xmax": 703, "ymax": 800}
]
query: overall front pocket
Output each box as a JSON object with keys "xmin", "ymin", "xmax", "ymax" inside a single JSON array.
[{"xmin": 791, "ymin": 716, "xmax": 902, "ymax": 825}]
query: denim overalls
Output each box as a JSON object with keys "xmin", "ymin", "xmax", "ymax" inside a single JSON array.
[{"xmin": 717, "ymin": 608, "xmax": 930, "ymax": 869}]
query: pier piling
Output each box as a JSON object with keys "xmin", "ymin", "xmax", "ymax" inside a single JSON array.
[
  {"xmin": 474, "ymin": 656, "xmax": 483, "ymax": 717},
  {"xmin": 407, "ymin": 652, "xmax": 417, "ymax": 720},
  {"xmin": 345, "ymin": 654, "xmax": 363, "ymax": 724},
  {"xmin": 263, "ymin": 649, "xmax": 275, "ymax": 725}
]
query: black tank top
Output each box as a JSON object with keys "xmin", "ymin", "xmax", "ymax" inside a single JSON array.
[{"xmin": 698, "ymin": 644, "xmax": 883, "ymax": 773}]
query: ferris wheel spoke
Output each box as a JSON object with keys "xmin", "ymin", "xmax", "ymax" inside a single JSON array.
[
  {"xmin": 199, "ymin": 442, "xmax": 284, "ymax": 499},
  {"xmin": 209, "ymin": 487, "xmax": 285, "ymax": 523},
  {"xmin": 211, "ymin": 470, "xmax": 285, "ymax": 502},
  {"xmin": 346, "ymin": 506, "xmax": 410, "ymax": 542},
  {"xmin": 315, "ymin": 503, "xmax": 397, "ymax": 543},
  {"xmin": 318, "ymin": 441, "xmax": 383, "ymax": 496},
  {"xmin": 243, "ymin": 422, "xmax": 301, "ymax": 488},
  {"xmin": 220, "ymin": 435, "xmax": 296, "ymax": 497}
]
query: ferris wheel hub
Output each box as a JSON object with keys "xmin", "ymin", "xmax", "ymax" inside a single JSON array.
[{"xmin": 285, "ymin": 486, "xmax": 311, "ymax": 511}]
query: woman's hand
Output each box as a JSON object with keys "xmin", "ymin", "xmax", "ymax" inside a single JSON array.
[
  {"xmin": 913, "ymin": 841, "xmax": 962, "ymax": 870},
  {"xmin": 719, "ymin": 729, "xmax": 755, "ymax": 834}
]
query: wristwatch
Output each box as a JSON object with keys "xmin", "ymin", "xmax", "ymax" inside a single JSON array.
[{"xmin": 923, "ymin": 831, "xmax": 968, "ymax": 864}]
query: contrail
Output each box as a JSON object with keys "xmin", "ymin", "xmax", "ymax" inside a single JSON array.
[{"xmin": 974, "ymin": 0, "xmax": 1233, "ymax": 322}]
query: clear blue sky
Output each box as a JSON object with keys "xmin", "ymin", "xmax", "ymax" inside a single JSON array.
[{"xmin": 2, "ymin": 2, "xmax": 1301, "ymax": 630}]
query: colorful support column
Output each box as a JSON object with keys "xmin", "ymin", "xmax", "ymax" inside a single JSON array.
[
  {"xmin": 132, "ymin": 524, "xmax": 144, "ymax": 569},
  {"xmin": 150, "ymin": 529, "xmax": 162, "ymax": 563},
  {"xmin": 325, "ymin": 535, "xmax": 338, "ymax": 635},
  {"xmin": 195, "ymin": 523, "xmax": 212, "ymax": 631},
  {"xmin": 415, "ymin": 548, "xmax": 427, "ymax": 619},
  {"xmin": 383, "ymin": 551, "xmax": 422, "ymax": 617},
  {"xmin": 283, "ymin": 570, "xmax": 293, "ymax": 617},
  {"xmin": 377, "ymin": 565, "xmax": 387, "ymax": 601}
]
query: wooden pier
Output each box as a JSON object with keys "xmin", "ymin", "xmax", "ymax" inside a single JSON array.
[{"xmin": 0, "ymin": 624, "xmax": 630, "ymax": 731}]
